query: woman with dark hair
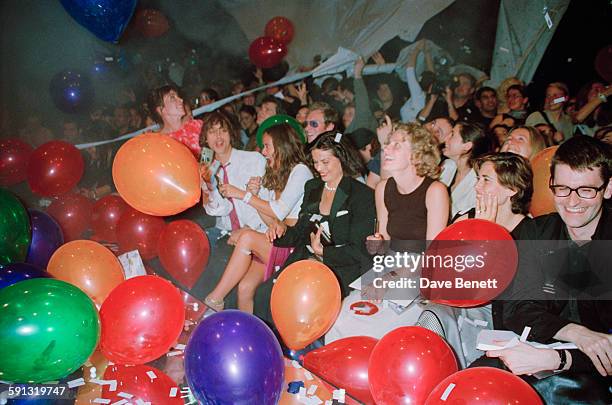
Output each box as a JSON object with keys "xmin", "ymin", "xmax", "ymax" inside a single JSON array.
[
  {"xmin": 441, "ymin": 122, "xmax": 492, "ymax": 219},
  {"xmin": 417, "ymin": 152, "xmax": 534, "ymax": 368},
  {"xmin": 573, "ymin": 81, "xmax": 612, "ymax": 137},
  {"xmin": 147, "ymin": 84, "xmax": 203, "ymax": 158},
  {"xmin": 203, "ymin": 123, "xmax": 312, "ymax": 312},
  {"xmin": 254, "ymin": 131, "xmax": 376, "ymax": 321}
]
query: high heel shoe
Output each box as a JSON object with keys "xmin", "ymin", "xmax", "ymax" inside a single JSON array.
[{"xmin": 204, "ymin": 295, "xmax": 225, "ymax": 312}]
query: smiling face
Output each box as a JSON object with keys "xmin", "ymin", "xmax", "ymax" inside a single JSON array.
[
  {"xmin": 382, "ymin": 130, "xmax": 412, "ymax": 173},
  {"xmin": 312, "ymin": 148, "xmax": 343, "ymax": 184},
  {"xmin": 305, "ymin": 109, "xmax": 332, "ymax": 143},
  {"xmin": 425, "ymin": 118, "xmax": 453, "ymax": 144},
  {"xmin": 506, "ymin": 88, "xmax": 527, "ymax": 111},
  {"xmin": 501, "ymin": 128, "xmax": 532, "ymax": 159},
  {"xmin": 443, "ymin": 125, "xmax": 471, "ymax": 160},
  {"xmin": 552, "ymin": 164, "xmax": 612, "ymax": 238},
  {"xmin": 261, "ymin": 133, "xmax": 276, "ymax": 168},
  {"xmin": 205, "ymin": 123, "xmax": 232, "ymax": 157},
  {"xmin": 474, "ymin": 161, "xmax": 515, "ymax": 206}
]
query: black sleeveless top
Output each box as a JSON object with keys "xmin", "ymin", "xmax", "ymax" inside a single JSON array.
[{"xmin": 384, "ymin": 177, "xmax": 434, "ymax": 241}]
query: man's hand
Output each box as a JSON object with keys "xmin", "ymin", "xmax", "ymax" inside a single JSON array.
[
  {"xmin": 557, "ymin": 324, "xmax": 612, "ymax": 376},
  {"xmin": 486, "ymin": 342, "xmax": 561, "ymax": 375}
]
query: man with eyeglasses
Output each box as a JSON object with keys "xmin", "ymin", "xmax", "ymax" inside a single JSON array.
[
  {"xmin": 304, "ymin": 101, "xmax": 339, "ymax": 147},
  {"xmin": 486, "ymin": 136, "xmax": 612, "ymax": 401}
]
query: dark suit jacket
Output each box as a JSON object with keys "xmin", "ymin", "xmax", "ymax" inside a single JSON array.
[{"xmin": 254, "ymin": 176, "xmax": 375, "ymax": 323}]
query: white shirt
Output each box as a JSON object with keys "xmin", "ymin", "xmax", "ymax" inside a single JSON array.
[
  {"xmin": 203, "ymin": 148, "xmax": 267, "ymax": 232},
  {"xmin": 400, "ymin": 67, "xmax": 427, "ymax": 123},
  {"xmin": 440, "ymin": 160, "xmax": 476, "ymax": 218},
  {"xmin": 259, "ymin": 163, "xmax": 313, "ymax": 220}
]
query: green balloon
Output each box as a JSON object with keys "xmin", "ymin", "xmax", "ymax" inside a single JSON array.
[
  {"xmin": 0, "ymin": 278, "xmax": 100, "ymax": 383},
  {"xmin": 0, "ymin": 188, "xmax": 31, "ymax": 265}
]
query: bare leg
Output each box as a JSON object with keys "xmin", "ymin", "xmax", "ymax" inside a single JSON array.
[
  {"xmin": 237, "ymin": 260, "xmax": 266, "ymax": 313},
  {"xmin": 206, "ymin": 229, "xmax": 271, "ymax": 304}
]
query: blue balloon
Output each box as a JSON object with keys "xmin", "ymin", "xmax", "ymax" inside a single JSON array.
[
  {"xmin": 185, "ymin": 310, "xmax": 285, "ymax": 404},
  {"xmin": 49, "ymin": 70, "xmax": 94, "ymax": 114},
  {"xmin": 0, "ymin": 262, "xmax": 50, "ymax": 290},
  {"xmin": 26, "ymin": 209, "xmax": 64, "ymax": 269},
  {"xmin": 60, "ymin": 0, "xmax": 137, "ymax": 43}
]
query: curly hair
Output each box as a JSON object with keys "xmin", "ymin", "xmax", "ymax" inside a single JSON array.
[
  {"xmin": 391, "ymin": 122, "xmax": 441, "ymax": 179},
  {"xmin": 474, "ymin": 152, "xmax": 533, "ymax": 215},
  {"xmin": 261, "ymin": 123, "xmax": 308, "ymax": 192},
  {"xmin": 309, "ymin": 131, "xmax": 365, "ymax": 178}
]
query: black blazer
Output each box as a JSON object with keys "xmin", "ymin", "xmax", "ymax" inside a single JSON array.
[{"xmin": 254, "ymin": 176, "xmax": 375, "ymax": 323}]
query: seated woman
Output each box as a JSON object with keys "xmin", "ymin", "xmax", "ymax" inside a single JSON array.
[
  {"xmin": 500, "ymin": 125, "xmax": 547, "ymax": 160},
  {"xmin": 253, "ymin": 132, "xmax": 376, "ymax": 322},
  {"xmin": 147, "ymin": 84, "xmax": 203, "ymax": 159},
  {"xmin": 417, "ymin": 152, "xmax": 534, "ymax": 368},
  {"xmin": 326, "ymin": 123, "xmax": 449, "ymax": 342},
  {"xmin": 440, "ymin": 122, "xmax": 492, "ymax": 220},
  {"xmin": 204, "ymin": 123, "xmax": 312, "ymax": 312}
]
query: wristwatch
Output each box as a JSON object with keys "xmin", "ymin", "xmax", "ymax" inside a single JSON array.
[{"xmin": 555, "ymin": 349, "xmax": 567, "ymax": 371}]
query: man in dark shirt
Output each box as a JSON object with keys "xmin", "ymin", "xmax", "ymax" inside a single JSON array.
[{"xmin": 489, "ymin": 137, "xmax": 611, "ymax": 392}]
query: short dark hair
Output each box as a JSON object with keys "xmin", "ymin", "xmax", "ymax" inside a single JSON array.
[
  {"xmin": 551, "ymin": 136, "xmax": 612, "ymax": 184},
  {"xmin": 200, "ymin": 87, "xmax": 219, "ymax": 101},
  {"xmin": 260, "ymin": 95, "xmax": 286, "ymax": 116},
  {"xmin": 239, "ymin": 105, "xmax": 256, "ymax": 117},
  {"xmin": 147, "ymin": 84, "xmax": 180, "ymax": 125},
  {"xmin": 475, "ymin": 86, "xmax": 496, "ymax": 101},
  {"xmin": 456, "ymin": 122, "xmax": 492, "ymax": 166},
  {"xmin": 474, "ymin": 152, "xmax": 533, "ymax": 215},
  {"xmin": 309, "ymin": 131, "xmax": 365, "ymax": 178}
]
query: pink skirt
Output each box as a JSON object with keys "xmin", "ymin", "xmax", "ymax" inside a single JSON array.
[{"xmin": 263, "ymin": 246, "xmax": 294, "ymax": 281}]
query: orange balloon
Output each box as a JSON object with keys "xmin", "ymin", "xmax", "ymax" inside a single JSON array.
[
  {"xmin": 530, "ymin": 146, "xmax": 558, "ymax": 217},
  {"xmin": 271, "ymin": 260, "xmax": 341, "ymax": 350},
  {"xmin": 112, "ymin": 133, "xmax": 201, "ymax": 216},
  {"xmin": 47, "ymin": 240, "xmax": 125, "ymax": 306}
]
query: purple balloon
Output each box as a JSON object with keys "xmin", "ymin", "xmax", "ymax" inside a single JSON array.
[
  {"xmin": 0, "ymin": 262, "xmax": 50, "ymax": 290},
  {"xmin": 26, "ymin": 209, "xmax": 64, "ymax": 269},
  {"xmin": 185, "ymin": 310, "xmax": 284, "ymax": 404}
]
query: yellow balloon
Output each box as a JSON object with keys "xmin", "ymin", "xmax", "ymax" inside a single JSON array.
[{"xmin": 112, "ymin": 133, "xmax": 201, "ymax": 216}]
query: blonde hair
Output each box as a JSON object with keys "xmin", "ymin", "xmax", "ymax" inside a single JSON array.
[{"xmin": 389, "ymin": 122, "xmax": 441, "ymax": 179}]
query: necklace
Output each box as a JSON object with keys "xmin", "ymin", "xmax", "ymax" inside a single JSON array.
[{"xmin": 324, "ymin": 182, "xmax": 337, "ymax": 192}]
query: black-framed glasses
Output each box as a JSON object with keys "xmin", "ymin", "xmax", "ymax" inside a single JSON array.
[{"xmin": 549, "ymin": 180, "xmax": 608, "ymax": 199}]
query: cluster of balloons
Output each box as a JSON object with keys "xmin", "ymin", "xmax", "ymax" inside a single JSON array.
[{"xmin": 249, "ymin": 16, "xmax": 294, "ymax": 69}]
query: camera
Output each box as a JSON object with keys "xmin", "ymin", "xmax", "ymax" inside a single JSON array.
[{"xmin": 431, "ymin": 56, "xmax": 458, "ymax": 95}]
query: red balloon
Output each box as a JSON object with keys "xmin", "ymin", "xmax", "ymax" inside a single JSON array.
[
  {"xmin": 134, "ymin": 8, "xmax": 169, "ymax": 38},
  {"xmin": 0, "ymin": 138, "xmax": 33, "ymax": 186},
  {"xmin": 304, "ymin": 336, "xmax": 377, "ymax": 405},
  {"xmin": 27, "ymin": 140, "xmax": 84, "ymax": 196},
  {"xmin": 264, "ymin": 16, "xmax": 295, "ymax": 45},
  {"xmin": 91, "ymin": 195, "xmax": 129, "ymax": 243},
  {"xmin": 248, "ymin": 36, "xmax": 287, "ymax": 69},
  {"xmin": 116, "ymin": 207, "xmax": 166, "ymax": 260},
  {"xmin": 102, "ymin": 364, "xmax": 182, "ymax": 404},
  {"xmin": 425, "ymin": 367, "xmax": 542, "ymax": 404},
  {"xmin": 158, "ymin": 220, "xmax": 209, "ymax": 289},
  {"xmin": 47, "ymin": 193, "xmax": 94, "ymax": 241},
  {"xmin": 421, "ymin": 219, "xmax": 518, "ymax": 307},
  {"xmin": 99, "ymin": 275, "xmax": 185, "ymax": 365},
  {"xmin": 368, "ymin": 326, "xmax": 458, "ymax": 405}
]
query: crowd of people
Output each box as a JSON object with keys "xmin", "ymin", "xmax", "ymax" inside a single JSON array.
[{"xmin": 4, "ymin": 37, "xmax": 612, "ymax": 402}]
